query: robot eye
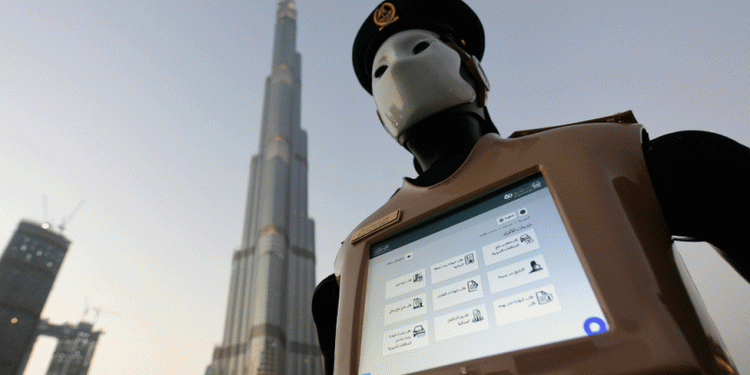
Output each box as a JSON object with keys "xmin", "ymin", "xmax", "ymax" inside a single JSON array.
[
  {"xmin": 412, "ymin": 41, "xmax": 430, "ymax": 55},
  {"xmin": 374, "ymin": 65, "xmax": 388, "ymax": 79}
]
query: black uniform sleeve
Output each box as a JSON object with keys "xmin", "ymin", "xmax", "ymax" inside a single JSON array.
[
  {"xmin": 644, "ymin": 130, "xmax": 750, "ymax": 283},
  {"xmin": 312, "ymin": 273, "xmax": 339, "ymax": 375}
]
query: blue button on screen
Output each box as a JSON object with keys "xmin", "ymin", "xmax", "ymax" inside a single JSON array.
[{"xmin": 583, "ymin": 317, "xmax": 607, "ymax": 335}]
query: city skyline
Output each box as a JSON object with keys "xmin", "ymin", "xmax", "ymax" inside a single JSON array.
[{"xmin": 2, "ymin": 1, "xmax": 748, "ymax": 374}]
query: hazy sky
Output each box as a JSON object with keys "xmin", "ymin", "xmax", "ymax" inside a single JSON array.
[{"xmin": 1, "ymin": 1, "xmax": 748, "ymax": 374}]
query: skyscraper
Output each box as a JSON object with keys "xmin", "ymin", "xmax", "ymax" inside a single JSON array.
[
  {"xmin": 211, "ymin": 1, "xmax": 321, "ymax": 374},
  {"xmin": 0, "ymin": 220, "xmax": 71, "ymax": 375}
]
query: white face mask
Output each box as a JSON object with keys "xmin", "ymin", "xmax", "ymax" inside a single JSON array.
[{"xmin": 372, "ymin": 29, "xmax": 476, "ymax": 142}]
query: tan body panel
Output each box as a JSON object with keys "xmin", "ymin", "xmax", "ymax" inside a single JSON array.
[{"xmin": 334, "ymin": 123, "xmax": 730, "ymax": 375}]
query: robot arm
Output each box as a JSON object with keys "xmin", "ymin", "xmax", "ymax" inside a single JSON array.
[
  {"xmin": 644, "ymin": 130, "xmax": 750, "ymax": 283},
  {"xmin": 312, "ymin": 273, "xmax": 339, "ymax": 375}
]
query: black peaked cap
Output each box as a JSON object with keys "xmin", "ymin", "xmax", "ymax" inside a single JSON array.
[{"xmin": 352, "ymin": 0, "xmax": 485, "ymax": 95}]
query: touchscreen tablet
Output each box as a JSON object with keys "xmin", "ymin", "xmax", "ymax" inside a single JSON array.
[{"xmin": 358, "ymin": 173, "xmax": 609, "ymax": 374}]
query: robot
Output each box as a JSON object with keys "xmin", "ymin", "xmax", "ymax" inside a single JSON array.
[{"xmin": 313, "ymin": 1, "xmax": 749, "ymax": 374}]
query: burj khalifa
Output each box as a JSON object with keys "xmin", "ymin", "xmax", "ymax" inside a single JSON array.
[{"xmin": 211, "ymin": 1, "xmax": 321, "ymax": 374}]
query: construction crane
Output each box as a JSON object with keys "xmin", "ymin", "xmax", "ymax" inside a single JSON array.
[
  {"xmin": 81, "ymin": 296, "xmax": 119, "ymax": 327},
  {"xmin": 58, "ymin": 199, "xmax": 84, "ymax": 232}
]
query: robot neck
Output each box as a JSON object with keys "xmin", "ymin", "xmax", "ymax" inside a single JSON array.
[{"xmin": 402, "ymin": 105, "xmax": 486, "ymax": 185}]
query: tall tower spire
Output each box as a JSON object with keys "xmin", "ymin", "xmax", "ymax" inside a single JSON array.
[{"xmin": 211, "ymin": 1, "xmax": 321, "ymax": 374}]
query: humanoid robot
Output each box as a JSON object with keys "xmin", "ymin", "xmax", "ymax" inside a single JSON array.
[{"xmin": 313, "ymin": 1, "xmax": 749, "ymax": 374}]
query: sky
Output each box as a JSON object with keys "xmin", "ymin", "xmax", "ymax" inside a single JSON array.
[{"xmin": 1, "ymin": 1, "xmax": 748, "ymax": 374}]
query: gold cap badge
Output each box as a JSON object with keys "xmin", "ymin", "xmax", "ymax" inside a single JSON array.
[{"xmin": 373, "ymin": 3, "xmax": 399, "ymax": 30}]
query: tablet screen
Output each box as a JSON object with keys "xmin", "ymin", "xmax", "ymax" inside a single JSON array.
[{"xmin": 358, "ymin": 173, "xmax": 609, "ymax": 374}]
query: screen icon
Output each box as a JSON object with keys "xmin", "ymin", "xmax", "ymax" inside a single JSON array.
[
  {"xmin": 413, "ymin": 325, "xmax": 426, "ymax": 337},
  {"xmin": 536, "ymin": 290, "xmax": 553, "ymax": 304},
  {"xmin": 472, "ymin": 309, "xmax": 484, "ymax": 322},
  {"xmin": 465, "ymin": 253, "xmax": 475, "ymax": 265},
  {"xmin": 529, "ymin": 260, "xmax": 543, "ymax": 273},
  {"xmin": 413, "ymin": 297, "xmax": 424, "ymax": 309},
  {"xmin": 520, "ymin": 234, "xmax": 534, "ymax": 244},
  {"xmin": 413, "ymin": 272, "xmax": 424, "ymax": 282}
]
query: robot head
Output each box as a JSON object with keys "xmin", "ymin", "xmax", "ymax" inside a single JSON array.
[
  {"xmin": 353, "ymin": 0, "xmax": 495, "ymax": 145},
  {"xmin": 371, "ymin": 29, "xmax": 489, "ymax": 141}
]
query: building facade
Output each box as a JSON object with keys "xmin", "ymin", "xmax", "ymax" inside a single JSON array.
[
  {"xmin": 211, "ymin": 1, "xmax": 321, "ymax": 374},
  {"xmin": 36, "ymin": 319, "xmax": 102, "ymax": 375},
  {"xmin": 0, "ymin": 220, "xmax": 71, "ymax": 375}
]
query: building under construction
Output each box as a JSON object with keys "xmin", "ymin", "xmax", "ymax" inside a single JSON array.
[
  {"xmin": 0, "ymin": 220, "xmax": 71, "ymax": 375},
  {"xmin": 35, "ymin": 318, "xmax": 103, "ymax": 375}
]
